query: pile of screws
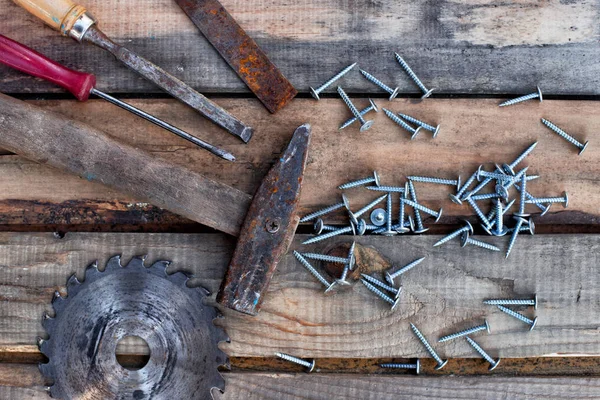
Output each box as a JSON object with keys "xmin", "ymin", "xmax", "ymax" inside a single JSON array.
[{"xmin": 309, "ymin": 54, "xmax": 440, "ymax": 137}]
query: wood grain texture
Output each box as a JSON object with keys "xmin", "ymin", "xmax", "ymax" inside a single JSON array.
[
  {"xmin": 0, "ymin": 98, "xmax": 598, "ymax": 229},
  {"xmin": 0, "ymin": 0, "xmax": 599, "ymax": 95},
  {"xmin": 1, "ymin": 367, "xmax": 600, "ymax": 400},
  {"xmin": 0, "ymin": 232, "xmax": 599, "ymax": 359}
]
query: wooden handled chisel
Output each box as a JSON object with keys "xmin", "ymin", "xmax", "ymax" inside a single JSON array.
[{"xmin": 12, "ymin": 0, "xmax": 254, "ymax": 142}]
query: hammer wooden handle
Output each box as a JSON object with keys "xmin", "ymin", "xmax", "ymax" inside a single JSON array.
[
  {"xmin": 12, "ymin": 0, "xmax": 88, "ymax": 36},
  {"xmin": 0, "ymin": 93, "xmax": 250, "ymax": 236}
]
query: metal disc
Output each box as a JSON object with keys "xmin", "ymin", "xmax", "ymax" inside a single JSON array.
[{"xmin": 39, "ymin": 255, "xmax": 228, "ymax": 400}]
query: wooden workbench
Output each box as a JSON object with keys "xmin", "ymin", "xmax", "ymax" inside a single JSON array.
[{"xmin": 1, "ymin": 1, "xmax": 599, "ymax": 398}]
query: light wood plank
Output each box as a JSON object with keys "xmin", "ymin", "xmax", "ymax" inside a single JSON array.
[
  {"xmin": 0, "ymin": 232, "xmax": 599, "ymax": 359},
  {"xmin": 0, "ymin": 0, "xmax": 599, "ymax": 95},
  {"xmin": 0, "ymin": 98, "xmax": 598, "ymax": 227},
  {"xmin": 1, "ymin": 367, "xmax": 600, "ymax": 400}
]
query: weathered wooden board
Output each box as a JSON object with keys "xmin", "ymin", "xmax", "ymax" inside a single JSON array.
[
  {"xmin": 0, "ymin": 0, "xmax": 599, "ymax": 95},
  {"xmin": 1, "ymin": 232, "xmax": 599, "ymax": 359},
  {"xmin": 1, "ymin": 367, "xmax": 600, "ymax": 400},
  {"xmin": 0, "ymin": 98, "xmax": 598, "ymax": 228}
]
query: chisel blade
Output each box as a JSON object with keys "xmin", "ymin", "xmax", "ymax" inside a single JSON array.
[
  {"xmin": 175, "ymin": 0, "xmax": 297, "ymax": 114},
  {"xmin": 84, "ymin": 26, "xmax": 253, "ymax": 142}
]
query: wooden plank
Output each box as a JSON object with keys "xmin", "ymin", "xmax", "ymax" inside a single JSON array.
[
  {"xmin": 1, "ymin": 232, "xmax": 599, "ymax": 359},
  {"xmin": 1, "ymin": 367, "xmax": 600, "ymax": 400},
  {"xmin": 0, "ymin": 0, "xmax": 599, "ymax": 95},
  {"xmin": 0, "ymin": 98, "xmax": 598, "ymax": 228}
]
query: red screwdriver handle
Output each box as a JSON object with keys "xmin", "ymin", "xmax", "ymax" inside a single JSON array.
[{"xmin": 0, "ymin": 34, "xmax": 95, "ymax": 101}]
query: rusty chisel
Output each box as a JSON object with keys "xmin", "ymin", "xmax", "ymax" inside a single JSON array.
[
  {"xmin": 175, "ymin": 0, "xmax": 297, "ymax": 114},
  {"xmin": 12, "ymin": 0, "xmax": 254, "ymax": 142}
]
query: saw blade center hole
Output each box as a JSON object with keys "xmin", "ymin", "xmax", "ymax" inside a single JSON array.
[{"xmin": 116, "ymin": 335, "xmax": 151, "ymax": 371}]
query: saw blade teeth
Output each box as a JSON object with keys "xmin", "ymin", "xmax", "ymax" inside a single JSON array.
[
  {"xmin": 105, "ymin": 255, "xmax": 123, "ymax": 272},
  {"xmin": 126, "ymin": 255, "xmax": 147, "ymax": 271},
  {"xmin": 38, "ymin": 362, "xmax": 54, "ymax": 380},
  {"xmin": 41, "ymin": 312, "xmax": 55, "ymax": 331},
  {"xmin": 51, "ymin": 291, "xmax": 66, "ymax": 313},
  {"xmin": 84, "ymin": 261, "xmax": 102, "ymax": 282},
  {"xmin": 167, "ymin": 271, "xmax": 192, "ymax": 286},
  {"xmin": 148, "ymin": 260, "xmax": 170, "ymax": 277},
  {"xmin": 66, "ymin": 274, "xmax": 82, "ymax": 297}
]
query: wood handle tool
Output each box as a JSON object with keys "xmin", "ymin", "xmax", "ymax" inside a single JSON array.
[
  {"xmin": 0, "ymin": 34, "xmax": 235, "ymax": 161},
  {"xmin": 12, "ymin": 0, "xmax": 254, "ymax": 143}
]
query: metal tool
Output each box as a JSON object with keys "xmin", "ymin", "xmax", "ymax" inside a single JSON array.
[
  {"xmin": 217, "ymin": 124, "xmax": 311, "ymax": 315},
  {"xmin": 175, "ymin": 0, "xmax": 296, "ymax": 114},
  {"xmin": 380, "ymin": 360, "xmax": 420, "ymax": 374},
  {"xmin": 541, "ymin": 118, "xmax": 589, "ymax": 155},
  {"xmin": 310, "ymin": 63, "xmax": 357, "ymax": 100},
  {"xmin": 38, "ymin": 255, "xmax": 228, "ymax": 399},
  {"xmin": 438, "ymin": 320, "xmax": 490, "ymax": 342},
  {"xmin": 0, "ymin": 34, "xmax": 234, "ymax": 161},
  {"xmin": 383, "ymin": 108, "xmax": 422, "ymax": 139},
  {"xmin": 499, "ymin": 86, "xmax": 543, "ymax": 107},
  {"xmin": 13, "ymin": 0, "xmax": 253, "ymax": 142},
  {"xmin": 276, "ymin": 353, "xmax": 316, "ymax": 372},
  {"xmin": 465, "ymin": 337, "xmax": 500, "ymax": 371}
]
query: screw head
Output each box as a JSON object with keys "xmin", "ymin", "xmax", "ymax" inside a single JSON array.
[
  {"xmin": 529, "ymin": 317, "xmax": 538, "ymax": 331},
  {"xmin": 434, "ymin": 208, "xmax": 443, "ymax": 223},
  {"xmin": 348, "ymin": 212, "xmax": 359, "ymax": 227},
  {"xmin": 481, "ymin": 224, "xmax": 492, "ymax": 236},
  {"xmin": 360, "ymin": 120, "xmax": 374, "ymax": 132},
  {"xmin": 373, "ymin": 171, "xmax": 381, "ymax": 186},
  {"xmin": 370, "ymin": 208, "xmax": 387, "ymax": 226},
  {"xmin": 434, "ymin": 359, "xmax": 448, "ymax": 370},
  {"xmin": 449, "ymin": 193, "xmax": 462, "ymax": 205},
  {"xmin": 395, "ymin": 225, "xmax": 410, "ymax": 234},
  {"xmin": 369, "ymin": 98, "xmax": 379, "ymax": 113},
  {"xmin": 514, "ymin": 212, "xmax": 531, "ymax": 218},
  {"xmin": 410, "ymin": 126, "xmax": 423, "ymax": 140},
  {"xmin": 313, "ymin": 219, "xmax": 324, "ymax": 235},
  {"xmin": 407, "ymin": 215, "xmax": 415, "ymax": 232},
  {"xmin": 463, "ymin": 220, "xmax": 474, "ymax": 235},
  {"xmin": 493, "ymin": 226, "xmax": 510, "ymax": 237},
  {"xmin": 335, "ymin": 278, "xmax": 351, "ymax": 287},
  {"xmin": 460, "ymin": 232, "xmax": 469, "ymax": 247},
  {"xmin": 433, "ymin": 125, "xmax": 441, "ymax": 138},
  {"xmin": 489, "ymin": 358, "xmax": 501, "ymax": 371},
  {"xmin": 415, "ymin": 359, "xmax": 421, "ymax": 375},
  {"xmin": 413, "ymin": 227, "xmax": 429, "ymax": 234},
  {"xmin": 579, "ymin": 141, "xmax": 589, "ymax": 155},
  {"xmin": 309, "ymin": 87, "xmax": 320, "ymax": 101},
  {"xmin": 537, "ymin": 85, "xmax": 543, "ymax": 102},
  {"xmin": 502, "ymin": 163, "xmax": 516, "ymax": 176},
  {"xmin": 476, "ymin": 165, "xmax": 484, "ymax": 181},
  {"xmin": 391, "ymin": 295, "xmax": 402, "ymax": 311},
  {"xmin": 380, "ymin": 229, "xmax": 398, "ymax": 237},
  {"xmin": 495, "ymin": 184, "xmax": 509, "ymax": 200},
  {"xmin": 484, "ymin": 319, "xmax": 491, "ymax": 334},
  {"xmin": 384, "ymin": 271, "xmax": 395, "ymax": 286},
  {"xmin": 356, "ymin": 219, "xmax": 367, "ymax": 235},
  {"xmin": 527, "ymin": 218, "xmax": 536, "ymax": 235},
  {"xmin": 308, "ymin": 359, "xmax": 316, "ymax": 372},
  {"xmin": 456, "ymin": 175, "xmax": 462, "ymax": 192},
  {"xmin": 265, "ymin": 218, "xmax": 281, "ymax": 233},
  {"xmin": 342, "ymin": 194, "xmax": 352, "ymax": 210},
  {"xmin": 389, "ymin": 87, "xmax": 400, "ymax": 101},
  {"xmin": 421, "ymin": 88, "xmax": 435, "ymax": 100},
  {"xmin": 539, "ymin": 203, "xmax": 551, "ymax": 216},
  {"xmin": 562, "ymin": 191, "xmax": 569, "ymax": 208},
  {"xmin": 534, "ymin": 294, "xmax": 538, "ymax": 310}
]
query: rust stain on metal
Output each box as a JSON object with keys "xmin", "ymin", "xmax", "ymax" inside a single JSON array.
[
  {"xmin": 217, "ymin": 124, "xmax": 311, "ymax": 315},
  {"xmin": 175, "ymin": 0, "xmax": 297, "ymax": 114}
]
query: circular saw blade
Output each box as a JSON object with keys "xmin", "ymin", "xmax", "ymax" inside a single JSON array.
[{"xmin": 38, "ymin": 255, "xmax": 229, "ymax": 399}]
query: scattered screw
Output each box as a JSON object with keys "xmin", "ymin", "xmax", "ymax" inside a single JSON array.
[
  {"xmin": 361, "ymin": 274, "xmax": 401, "ymax": 298},
  {"xmin": 339, "ymin": 172, "xmax": 380, "ymax": 190},
  {"xmin": 338, "ymin": 86, "xmax": 374, "ymax": 132},
  {"xmin": 396, "ymin": 195, "xmax": 410, "ymax": 233},
  {"xmin": 450, "ymin": 171, "xmax": 478, "ymax": 204},
  {"xmin": 313, "ymin": 218, "xmax": 337, "ymax": 235},
  {"xmin": 275, "ymin": 352, "xmax": 316, "ymax": 372},
  {"xmin": 499, "ymin": 86, "xmax": 543, "ymax": 107},
  {"xmin": 465, "ymin": 337, "xmax": 500, "ymax": 371},
  {"xmin": 302, "ymin": 252, "xmax": 354, "ymax": 269},
  {"xmin": 461, "ymin": 233, "xmax": 500, "ymax": 252},
  {"xmin": 408, "ymin": 176, "xmax": 459, "ymax": 188},
  {"xmin": 385, "ymin": 256, "xmax": 426, "ymax": 285},
  {"xmin": 300, "ymin": 195, "xmax": 349, "ymax": 222},
  {"xmin": 398, "ymin": 113, "xmax": 440, "ymax": 138},
  {"xmin": 293, "ymin": 251, "xmax": 334, "ymax": 293},
  {"xmin": 309, "ymin": 63, "xmax": 357, "ymax": 101},
  {"xmin": 407, "ymin": 181, "xmax": 428, "ymax": 233},
  {"xmin": 507, "ymin": 217, "xmax": 535, "ymax": 236},
  {"xmin": 514, "ymin": 173, "xmax": 530, "ymax": 218},
  {"xmin": 302, "ymin": 220, "xmax": 363, "ymax": 245},
  {"xmin": 366, "ymin": 185, "xmax": 406, "ymax": 193},
  {"xmin": 339, "ymin": 99, "xmax": 379, "ymax": 130},
  {"xmin": 484, "ymin": 295, "xmax": 538, "ymax": 310},
  {"xmin": 541, "ymin": 118, "xmax": 589, "ymax": 155},
  {"xmin": 394, "ymin": 53, "xmax": 435, "ymax": 99},
  {"xmin": 477, "ymin": 167, "xmax": 518, "ymax": 183},
  {"xmin": 361, "ymin": 278, "xmax": 402, "ymax": 311},
  {"xmin": 433, "ymin": 221, "xmax": 474, "ymax": 247},
  {"xmin": 383, "ymin": 108, "xmax": 422, "ymax": 139},
  {"xmin": 496, "ymin": 305, "xmax": 538, "ymax": 331},
  {"xmin": 469, "ymin": 192, "xmax": 502, "ymax": 201},
  {"xmin": 347, "ymin": 194, "xmax": 388, "ymax": 226},
  {"xmin": 359, "ymin": 69, "xmax": 400, "ymax": 101},
  {"xmin": 438, "ymin": 320, "xmax": 490, "ymax": 342},
  {"xmin": 370, "ymin": 208, "xmax": 387, "ymax": 226},
  {"xmin": 379, "ymin": 192, "xmax": 397, "ymax": 236},
  {"xmin": 491, "ymin": 200, "xmax": 509, "ymax": 236},
  {"xmin": 525, "ymin": 191, "xmax": 569, "ymax": 208},
  {"xmin": 466, "ymin": 197, "xmax": 492, "ymax": 230},
  {"xmin": 380, "ymin": 359, "xmax": 420, "ymax": 374},
  {"xmin": 410, "ymin": 323, "xmax": 447, "ymax": 370},
  {"xmin": 502, "ymin": 142, "xmax": 538, "ymax": 175},
  {"xmin": 403, "ymin": 198, "xmax": 443, "ymax": 222},
  {"xmin": 505, "ymin": 217, "xmax": 524, "ymax": 258}
]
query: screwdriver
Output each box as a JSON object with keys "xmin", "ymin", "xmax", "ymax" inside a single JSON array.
[
  {"xmin": 0, "ymin": 34, "xmax": 235, "ymax": 162},
  {"xmin": 12, "ymin": 0, "xmax": 253, "ymax": 143}
]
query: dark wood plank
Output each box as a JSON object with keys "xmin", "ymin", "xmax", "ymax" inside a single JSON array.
[
  {"xmin": 1, "ymin": 232, "xmax": 599, "ymax": 359},
  {"xmin": 0, "ymin": 0, "xmax": 599, "ymax": 95}
]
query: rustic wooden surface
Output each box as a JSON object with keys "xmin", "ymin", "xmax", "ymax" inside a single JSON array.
[
  {"xmin": 1, "ymin": 0, "xmax": 599, "ymax": 95},
  {"xmin": 0, "ymin": 98, "xmax": 598, "ymax": 230}
]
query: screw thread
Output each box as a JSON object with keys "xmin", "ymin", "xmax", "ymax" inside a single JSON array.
[
  {"xmin": 394, "ymin": 53, "xmax": 428, "ymax": 93},
  {"xmin": 361, "ymin": 279, "xmax": 395, "ymax": 305},
  {"xmin": 398, "ymin": 196, "xmax": 406, "ymax": 228},
  {"xmin": 293, "ymin": 251, "xmax": 331, "ymax": 287},
  {"xmin": 505, "ymin": 218, "xmax": 523, "ymax": 258},
  {"xmin": 408, "ymin": 176, "xmax": 458, "ymax": 186},
  {"xmin": 497, "ymin": 305, "xmax": 535, "ymax": 325},
  {"xmin": 457, "ymin": 172, "xmax": 478, "ymax": 198},
  {"xmin": 439, "ymin": 322, "xmax": 488, "ymax": 342},
  {"xmin": 386, "ymin": 192, "xmax": 393, "ymax": 231},
  {"xmin": 410, "ymin": 323, "xmax": 444, "ymax": 365},
  {"xmin": 276, "ymin": 352, "xmax": 313, "ymax": 368},
  {"xmin": 302, "ymin": 225, "xmax": 354, "ymax": 245},
  {"xmin": 300, "ymin": 202, "xmax": 344, "ymax": 222},
  {"xmin": 470, "ymin": 192, "xmax": 501, "ymax": 201},
  {"xmin": 484, "ymin": 299, "xmax": 536, "ymax": 306},
  {"xmin": 355, "ymin": 194, "xmax": 388, "ymax": 218},
  {"xmin": 361, "ymin": 274, "xmax": 399, "ymax": 295},
  {"xmin": 340, "ymin": 103, "xmax": 376, "ymax": 130},
  {"xmin": 387, "ymin": 257, "xmax": 426, "ymax": 280},
  {"xmin": 465, "ymin": 337, "xmax": 496, "ymax": 365},
  {"xmin": 302, "ymin": 253, "xmax": 349, "ymax": 264},
  {"xmin": 495, "ymin": 201, "xmax": 503, "ymax": 233},
  {"xmin": 433, "ymin": 226, "xmax": 468, "ymax": 247},
  {"xmin": 466, "ymin": 237, "xmax": 500, "ymax": 252},
  {"xmin": 366, "ymin": 185, "xmax": 405, "ymax": 193},
  {"xmin": 518, "ymin": 173, "xmax": 527, "ymax": 215},
  {"xmin": 408, "ymin": 182, "xmax": 426, "ymax": 232},
  {"xmin": 479, "ymin": 170, "xmax": 516, "ymax": 182},
  {"xmin": 314, "ymin": 63, "xmax": 357, "ymax": 94},
  {"xmin": 383, "ymin": 108, "xmax": 418, "ymax": 134},
  {"xmin": 514, "ymin": 186, "xmax": 550, "ymax": 213},
  {"xmin": 465, "ymin": 176, "xmax": 494, "ymax": 199},
  {"xmin": 525, "ymin": 196, "xmax": 567, "ymax": 204},
  {"xmin": 338, "ymin": 86, "xmax": 365, "ymax": 123},
  {"xmin": 339, "ymin": 175, "xmax": 376, "ymax": 190},
  {"xmin": 467, "ymin": 198, "xmax": 492, "ymax": 229},
  {"xmin": 360, "ymin": 69, "xmax": 394, "ymax": 95},
  {"xmin": 398, "ymin": 114, "xmax": 437, "ymax": 132},
  {"xmin": 403, "ymin": 198, "xmax": 440, "ymax": 218},
  {"xmin": 380, "ymin": 362, "xmax": 419, "ymax": 369},
  {"xmin": 542, "ymin": 119, "xmax": 584, "ymax": 148},
  {"xmin": 499, "ymin": 92, "xmax": 540, "ymax": 107},
  {"xmin": 509, "ymin": 142, "xmax": 538, "ymax": 169},
  {"xmin": 339, "ymin": 264, "xmax": 350, "ymax": 282}
]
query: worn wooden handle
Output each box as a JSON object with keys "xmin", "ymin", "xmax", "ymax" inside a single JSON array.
[
  {"xmin": 12, "ymin": 0, "xmax": 87, "ymax": 36},
  {"xmin": 0, "ymin": 92, "xmax": 251, "ymax": 236}
]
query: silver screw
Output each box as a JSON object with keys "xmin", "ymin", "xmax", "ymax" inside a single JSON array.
[
  {"xmin": 385, "ymin": 256, "xmax": 426, "ymax": 285},
  {"xmin": 465, "ymin": 337, "xmax": 500, "ymax": 371},
  {"xmin": 394, "ymin": 53, "xmax": 435, "ymax": 99},
  {"xmin": 338, "ymin": 86, "xmax": 373, "ymax": 132},
  {"xmin": 484, "ymin": 294, "xmax": 538, "ymax": 310},
  {"xmin": 313, "ymin": 218, "xmax": 337, "ymax": 235},
  {"xmin": 525, "ymin": 192, "xmax": 569, "ymax": 208},
  {"xmin": 491, "ymin": 200, "xmax": 508, "ymax": 236},
  {"xmin": 542, "ymin": 118, "xmax": 589, "ymax": 155},
  {"xmin": 359, "ymin": 69, "xmax": 399, "ymax": 101},
  {"xmin": 339, "ymin": 171, "xmax": 380, "ymax": 190},
  {"xmin": 409, "ymin": 323, "xmax": 447, "ymax": 370},
  {"xmin": 361, "ymin": 274, "xmax": 401, "ymax": 298},
  {"xmin": 370, "ymin": 208, "xmax": 387, "ymax": 226},
  {"xmin": 398, "ymin": 113, "xmax": 440, "ymax": 138},
  {"xmin": 293, "ymin": 251, "xmax": 334, "ymax": 292},
  {"xmin": 301, "ymin": 252, "xmax": 352, "ymax": 266},
  {"xmin": 407, "ymin": 180, "xmax": 428, "ymax": 233},
  {"xmin": 503, "ymin": 142, "xmax": 538, "ymax": 175},
  {"xmin": 275, "ymin": 352, "xmax": 316, "ymax": 372},
  {"xmin": 433, "ymin": 221, "xmax": 474, "ymax": 247},
  {"xmin": 361, "ymin": 278, "xmax": 402, "ymax": 310},
  {"xmin": 505, "ymin": 217, "xmax": 524, "ymax": 259},
  {"xmin": 339, "ymin": 99, "xmax": 379, "ymax": 130},
  {"xmin": 348, "ymin": 194, "xmax": 388, "ymax": 226},
  {"xmin": 438, "ymin": 320, "xmax": 490, "ymax": 343},
  {"xmin": 403, "ymin": 198, "xmax": 443, "ymax": 222},
  {"xmin": 496, "ymin": 305, "xmax": 538, "ymax": 331},
  {"xmin": 513, "ymin": 185, "xmax": 551, "ymax": 216},
  {"xmin": 514, "ymin": 173, "xmax": 529, "ymax": 218},
  {"xmin": 379, "ymin": 192, "xmax": 397, "ymax": 236},
  {"xmin": 469, "ymin": 192, "xmax": 501, "ymax": 201},
  {"xmin": 396, "ymin": 194, "xmax": 410, "ymax": 233},
  {"xmin": 347, "ymin": 241, "xmax": 356, "ymax": 270},
  {"xmin": 380, "ymin": 359, "xmax": 420, "ymax": 374},
  {"xmin": 408, "ymin": 176, "xmax": 459, "ymax": 187},
  {"xmin": 302, "ymin": 220, "xmax": 363, "ymax": 245},
  {"xmin": 477, "ymin": 167, "xmax": 517, "ymax": 183},
  {"xmin": 300, "ymin": 196, "xmax": 349, "ymax": 223},
  {"xmin": 309, "ymin": 63, "xmax": 357, "ymax": 101},
  {"xmin": 450, "ymin": 171, "xmax": 478, "ymax": 204},
  {"xmin": 507, "ymin": 217, "xmax": 535, "ymax": 236},
  {"xmin": 383, "ymin": 108, "xmax": 422, "ymax": 139},
  {"xmin": 466, "ymin": 197, "xmax": 492, "ymax": 230},
  {"xmin": 461, "ymin": 233, "xmax": 500, "ymax": 252},
  {"xmin": 366, "ymin": 185, "xmax": 406, "ymax": 193},
  {"xmin": 499, "ymin": 86, "xmax": 543, "ymax": 107}
]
